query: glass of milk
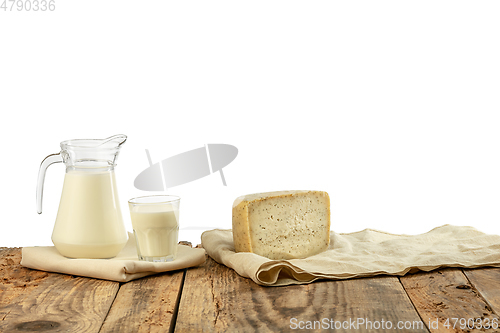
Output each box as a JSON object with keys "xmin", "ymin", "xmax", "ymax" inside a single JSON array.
[{"xmin": 128, "ymin": 195, "xmax": 180, "ymax": 262}]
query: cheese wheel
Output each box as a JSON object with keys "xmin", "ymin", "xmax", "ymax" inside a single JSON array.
[{"xmin": 232, "ymin": 190, "xmax": 330, "ymax": 260}]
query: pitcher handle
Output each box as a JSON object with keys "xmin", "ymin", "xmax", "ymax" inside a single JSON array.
[{"xmin": 36, "ymin": 153, "xmax": 63, "ymax": 214}]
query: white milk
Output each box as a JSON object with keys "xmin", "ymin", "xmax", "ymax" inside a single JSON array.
[
  {"xmin": 52, "ymin": 170, "xmax": 128, "ymax": 258},
  {"xmin": 130, "ymin": 204, "xmax": 179, "ymax": 260}
]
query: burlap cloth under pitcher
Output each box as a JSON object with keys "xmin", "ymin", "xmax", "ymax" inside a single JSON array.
[
  {"xmin": 201, "ymin": 224, "xmax": 500, "ymax": 286},
  {"xmin": 21, "ymin": 232, "xmax": 206, "ymax": 282}
]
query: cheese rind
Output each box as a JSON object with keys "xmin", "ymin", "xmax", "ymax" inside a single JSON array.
[{"xmin": 232, "ymin": 190, "xmax": 330, "ymax": 260}]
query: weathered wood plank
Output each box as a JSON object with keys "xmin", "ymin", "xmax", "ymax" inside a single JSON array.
[
  {"xmin": 99, "ymin": 270, "xmax": 185, "ymax": 333},
  {"xmin": 1, "ymin": 248, "xmax": 50, "ymax": 321},
  {"xmin": 463, "ymin": 267, "xmax": 500, "ymax": 315},
  {"xmin": 400, "ymin": 268, "xmax": 500, "ymax": 333},
  {"xmin": 176, "ymin": 257, "xmax": 428, "ymax": 332},
  {"xmin": 0, "ymin": 248, "xmax": 120, "ymax": 333}
]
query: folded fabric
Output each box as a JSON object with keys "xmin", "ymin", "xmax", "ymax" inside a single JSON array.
[
  {"xmin": 21, "ymin": 232, "xmax": 206, "ymax": 282},
  {"xmin": 201, "ymin": 224, "xmax": 500, "ymax": 286}
]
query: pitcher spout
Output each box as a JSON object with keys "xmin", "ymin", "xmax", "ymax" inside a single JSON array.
[
  {"xmin": 59, "ymin": 134, "xmax": 127, "ymax": 169},
  {"xmin": 96, "ymin": 134, "xmax": 127, "ymax": 149}
]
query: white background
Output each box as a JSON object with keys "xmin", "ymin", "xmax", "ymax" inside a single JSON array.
[{"xmin": 1, "ymin": 1, "xmax": 499, "ymax": 247}]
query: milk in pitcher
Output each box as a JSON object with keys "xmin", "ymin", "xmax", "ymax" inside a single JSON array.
[{"xmin": 52, "ymin": 169, "xmax": 128, "ymax": 258}]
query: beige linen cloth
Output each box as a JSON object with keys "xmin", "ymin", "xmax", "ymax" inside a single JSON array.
[
  {"xmin": 201, "ymin": 224, "xmax": 500, "ymax": 286},
  {"xmin": 21, "ymin": 233, "xmax": 206, "ymax": 282}
]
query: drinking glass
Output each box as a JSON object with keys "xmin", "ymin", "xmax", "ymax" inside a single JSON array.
[{"xmin": 128, "ymin": 195, "xmax": 180, "ymax": 262}]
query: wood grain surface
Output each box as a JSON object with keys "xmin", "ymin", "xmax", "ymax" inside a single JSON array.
[
  {"xmin": 400, "ymin": 268, "xmax": 500, "ymax": 333},
  {"xmin": 176, "ymin": 256, "xmax": 429, "ymax": 333},
  {"xmin": 0, "ymin": 248, "xmax": 119, "ymax": 333},
  {"xmin": 463, "ymin": 267, "xmax": 500, "ymax": 316},
  {"xmin": 1, "ymin": 248, "xmax": 50, "ymax": 322},
  {"xmin": 100, "ymin": 270, "xmax": 185, "ymax": 333},
  {"xmin": 3, "ymin": 247, "xmax": 500, "ymax": 333}
]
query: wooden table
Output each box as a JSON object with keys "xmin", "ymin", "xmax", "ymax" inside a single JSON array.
[{"xmin": 1, "ymin": 247, "xmax": 500, "ymax": 332}]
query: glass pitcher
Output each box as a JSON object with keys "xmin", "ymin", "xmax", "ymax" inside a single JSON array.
[{"xmin": 36, "ymin": 134, "xmax": 128, "ymax": 259}]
